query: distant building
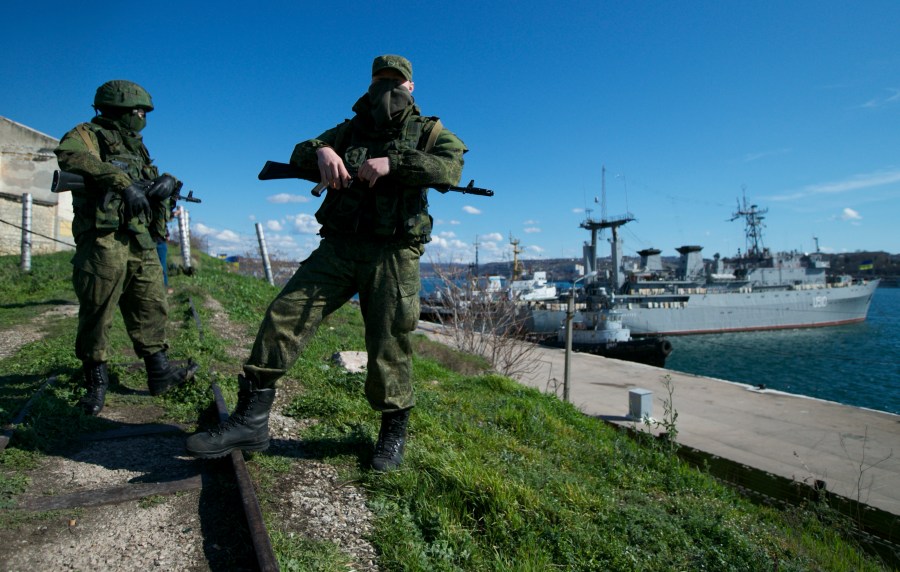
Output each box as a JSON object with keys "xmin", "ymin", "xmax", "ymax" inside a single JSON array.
[{"xmin": 0, "ymin": 116, "xmax": 73, "ymax": 255}]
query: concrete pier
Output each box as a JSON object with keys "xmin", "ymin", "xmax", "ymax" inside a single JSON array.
[{"xmin": 416, "ymin": 322, "xmax": 900, "ymax": 518}]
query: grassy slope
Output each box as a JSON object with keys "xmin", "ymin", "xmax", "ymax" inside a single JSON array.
[{"xmin": 0, "ymin": 251, "xmax": 890, "ymax": 571}]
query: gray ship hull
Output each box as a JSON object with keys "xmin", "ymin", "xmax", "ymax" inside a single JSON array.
[{"xmin": 528, "ymin": 280, "xmax": 880, "ymax": 336}]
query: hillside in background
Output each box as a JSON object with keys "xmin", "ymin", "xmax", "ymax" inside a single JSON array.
[{"xmin": 420, "ymin": 251, "xmax": 898, "ymax": 285}]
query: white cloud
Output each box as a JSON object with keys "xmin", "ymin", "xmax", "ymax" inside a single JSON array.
[
  {"xmin": 286, "ymin": 213, "xmax": 321, "ymax": 234},
  {"xmin": 194, "ymin": 222, "xmax": 215, "ymax": 235},
  {"xmin": 523, "ymin": 219, "xmax": 538, "ymax": 225},
  {"xmin": 527, "ymin": 245, "xmax": 545, "ymax": 254},
  {"xmin": 462, "ymin": 205, "xmax": 482, "ymax": 215},
  {"xmin": 449, "ymin": 220, "xmax": 461, "ymax": 225},
  {"xmin": 841, "ymin": 208, "xmax": 862, "ymax": 221},
  {"xmin": 430, "ymin": 236, "xmax": 468, "ymax": 250},
  {"xmin": 268, "ymin": 193, "xmax": 310, "ymax": 204},
  {"xmin": 861, "ymin": 88, "xmax": 900, "ymax": 109},
  {"xmin": 214, "ymin": 229, "xmax": 242, "ymax": 243},
  {"xmin": 438, "ymin": 231, "xmax": 456, "ymax": 238},
  {"xmin": 768, "ymin": 169, "xmax": 900, "ymax": 201},
  {"xmin": 266, "ymin": 220, "xmax": 283, "ymax": 231},
  {"xmin": 572, "ymin": 207, "xmax": 584, "ymax": 213},
  {"xmin": 523, "ymin": 227, "xmax": 541, "ymax": 233},
  {"xmin": 743, "ymin": 148, "xmax": 791, "ymax": 162},
  {"xmin": 479, "ymin": 240, "xmax": 505, "ymax": 256},
  {"xmin": 193, "ymin": 222, "xmax": 243, "ymax": 243},
  {"xmin": 482, "ymin": 232, "xmax": 503, "ymax": 242}
]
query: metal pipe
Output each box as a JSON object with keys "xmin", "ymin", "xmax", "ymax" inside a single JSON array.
[
  {"xmin": 20, "ymin": 193, "xmax": 32, "ymax": 272},
  {"xmin": 177, "ymin": 207, "xmax": 192, "ymax": 272},
  {"xmin": 564, "ymin": 292, "xmax": 574, "ymax": 403},
  {"xmin": 255, "ymin": 222, "xmax": 274, "ymax": 286}
]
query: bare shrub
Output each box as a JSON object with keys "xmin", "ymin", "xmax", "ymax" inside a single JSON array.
[{"xmin": 424, "ymin": 259, "xmax": 541, "ymax": 379}]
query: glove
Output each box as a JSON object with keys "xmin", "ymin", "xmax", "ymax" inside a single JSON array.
[
  {"xmin": 121, "ymin": 182, "xmax": 151, "ymax": 221},
  {"xmin": 146, "ymin": 174, "xmax": 180, "ymax": 201}
]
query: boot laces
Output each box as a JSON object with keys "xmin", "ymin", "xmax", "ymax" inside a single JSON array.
[
  {"xmin": 208, "ymin": 395, "xmax": 257, "ymax": 435},
  {"xmin": 376, "ymin": 415, "xmax": 408, "ymax": 455}
]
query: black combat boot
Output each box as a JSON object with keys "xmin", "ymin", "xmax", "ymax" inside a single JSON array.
[
  {"xmin": 185, "ymin": 375, "xmax": 276, "ymax": 459},
  {"xmin": 372, "ymin": 408, "xmax": 411, "ymax": 472},
  {"xmin": 144, "ymin": 351, "xmax": 199, "ymax": 396},
  {"xmin": 79, "ymin": 361, "xmax": 109, "ymax": 416}
]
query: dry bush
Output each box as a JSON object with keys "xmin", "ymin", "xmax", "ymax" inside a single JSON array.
[{"xmin": 424, "ymin": 260, "xmax": 541, "ymax": 380}]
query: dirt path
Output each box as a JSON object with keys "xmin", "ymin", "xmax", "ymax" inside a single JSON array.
[
  {"xmin": 0, "ymin": 294, "xmax": 378, "ymax": 571},
  {"xmin": 0, "ymin": 304, "xmax": 79, "ymax": 360}
]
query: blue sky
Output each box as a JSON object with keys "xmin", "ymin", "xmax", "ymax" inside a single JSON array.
[{"xmin": 4, "ymin": 1, "xmax": 899, "ymax": 266}]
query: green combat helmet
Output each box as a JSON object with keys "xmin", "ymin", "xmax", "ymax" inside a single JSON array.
[{"xmin": 93, "ymin": 80, "xmax": 154, "ymax": 111}]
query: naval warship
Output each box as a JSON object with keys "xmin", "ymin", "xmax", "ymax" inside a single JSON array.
[{"xmin": 528, "ymin": 199, "xmax": 880, "ymax": 337}]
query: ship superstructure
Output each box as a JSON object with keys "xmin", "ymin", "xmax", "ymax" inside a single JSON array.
[{"xmin": 529, "ymin": 198, "xmax": 879, "ymax": 336}]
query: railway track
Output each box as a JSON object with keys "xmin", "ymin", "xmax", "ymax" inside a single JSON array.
[{"xmin": 1, "ymin": 296, "xmax": 280, "ymax": 571}]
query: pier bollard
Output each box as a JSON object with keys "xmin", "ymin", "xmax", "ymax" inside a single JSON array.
[{"xmin": 628, "ymin": 388, "xmax": 653, "ymax": 420}]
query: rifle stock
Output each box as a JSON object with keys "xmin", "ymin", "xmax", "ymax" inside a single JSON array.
[{"xmin": 257, "ymin": 161, "xmax": 493, "ymax": 197}]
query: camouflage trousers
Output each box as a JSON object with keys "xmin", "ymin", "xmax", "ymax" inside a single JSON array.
[
  {"xmin": 72, "ymin": 229, "xmax": 169, "ymax": 363},
  {"xmin": 244, "ymin": 236, "xmax": 423, "ymax": 412}
]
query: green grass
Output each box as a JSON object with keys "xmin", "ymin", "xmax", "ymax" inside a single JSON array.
[{"xmin": 0, "ymin": 251, "xmax": 893, "ymax": 571}]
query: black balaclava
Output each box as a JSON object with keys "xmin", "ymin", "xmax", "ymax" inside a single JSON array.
[{"xmin": 367, "ymin": 79, "xmax": 414, "ymax": 129}]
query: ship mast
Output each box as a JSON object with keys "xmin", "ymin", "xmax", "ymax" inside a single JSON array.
[
  {"xmin": 581, "ymin": 165, "xmax": 635, "ymax": 290},
  {"xmin": 730, "ymin": 190, "xmax": 768, "ymax": 258},
  {"xmin": 469, "ymin": 234, "xmax": 480, "ymax": 277},
  {"xmin": 509, "ymin": 234, "xmax": 524, "ymax": 281}
]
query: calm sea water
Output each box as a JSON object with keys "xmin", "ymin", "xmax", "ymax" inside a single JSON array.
[{"xmin": 665, "ymin": 287, "xmax": 900, "ymax": 415}]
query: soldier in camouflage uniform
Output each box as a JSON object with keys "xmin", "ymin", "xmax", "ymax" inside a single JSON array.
[
  {"xmin": 187, "ymin": 55, "xmax": 467, "ymax": 471},
  {"xmin": 55, "ymin": 80, "xmax": 197, "ymax": 416}
]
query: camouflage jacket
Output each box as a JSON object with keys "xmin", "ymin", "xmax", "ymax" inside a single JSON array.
[
  {"xmin": 55, "ymin": 117, "xmax": 170, "ymax": 249},
  {"xmin": 290, "ymin": 96, "xmax": 467, "ymax": 243}
]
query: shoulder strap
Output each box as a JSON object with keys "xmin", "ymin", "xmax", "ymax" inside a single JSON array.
[
  {"xmin": 74, "ymin": 124, "xmax": 101, "ymax": 158},
  {"xmin": 423, "ymin": 118, "xmax": 443, "ymax": 153}
]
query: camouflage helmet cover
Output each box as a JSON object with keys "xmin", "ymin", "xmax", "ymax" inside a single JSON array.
[{"xmin": 93, "ymin": 80, "xmax": 154, "ymax": 111}]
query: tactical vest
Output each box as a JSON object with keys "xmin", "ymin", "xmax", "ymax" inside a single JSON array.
[
  {"xmin": 315, "ymin": 114, "xmax": 441, "ymax": 243},
  {"xmin": 69, "ymin": 122, "xmax": 166, "ymax": 248}
]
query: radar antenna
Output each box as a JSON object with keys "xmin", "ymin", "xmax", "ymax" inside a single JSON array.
[{"xmin": 730, "ymin": 187, "xmax": 767, "ymax": 258}]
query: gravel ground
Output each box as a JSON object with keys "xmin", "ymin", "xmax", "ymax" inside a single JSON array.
[
  {"xmin": 0, "ymin": 432, "xmax": 209, "ymax": 572},
  {"xmin": 0, "ymin": 293, "xmax": 381, "ymax": 571}
]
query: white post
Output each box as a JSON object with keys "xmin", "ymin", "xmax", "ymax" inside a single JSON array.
[
  {"xmin": 255, "ymin": 222, "xmax": 274, "ymax": 286},
  {"xmin": 20, "ymin": 193, "xmax": 33, "ymax": 272},
  {"xmin": 563, "ymin": 292, "xmax": 574, "ymax": 403},
  {"xmin": 563, "ymin": 271, "xmax": 595, "ymax": 403},
  {"xmin": 177, "ymin": 207, "xmax": 192, "ymax": 273}
]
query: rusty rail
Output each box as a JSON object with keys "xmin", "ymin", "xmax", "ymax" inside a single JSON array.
[
  {"xmin": 0, "ymin": 375, "xmax": 57, "ymax": 452},
  {"xmin": 212, "ymin": 382, "xmax": 279, "ymax": 571}
]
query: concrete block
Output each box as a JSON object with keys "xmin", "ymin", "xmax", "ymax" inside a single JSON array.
[{"xmin": 629, "ymin": 388, "xmax": 653, "ymax": 420}]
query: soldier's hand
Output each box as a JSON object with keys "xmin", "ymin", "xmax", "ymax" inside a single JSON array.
[
  {"xmin": 147, "ymin": 174, "xmax": 180, "ymax": 201},
  {"xmin": 316, "ymin": 147, "xmax": 352, "ymax": 189},
  {"xmin": 121, "ymin": 183, "xmax": 151, "ymax": 220},
  {"xmin": 358, "ymin": 157, "xmax": 390, "ymax": 187}
]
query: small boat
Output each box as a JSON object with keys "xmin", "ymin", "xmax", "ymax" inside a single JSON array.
[
  {"xmin": 540, "ymin": 306, "xmax": 673, "ymax": 367},
  {"xmin": 509, "ymin": 271, "xmax": 559, "ymax": 302}
]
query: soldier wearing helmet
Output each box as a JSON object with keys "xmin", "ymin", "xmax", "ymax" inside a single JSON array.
[
  {"xmin": 55, "ymin": 80, "xmax": 197, "ymax": 416},
  {"xmin": 187, "ymin": 55, "xmax": 468, "ymax": 472}
]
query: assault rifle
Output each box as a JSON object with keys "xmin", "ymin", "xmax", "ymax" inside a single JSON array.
[
  {"xmin": 257, "ymin": 160, "xmax": 494, "ymax": 198},
  {"xmin": 51, "ymin": 170, "xmax": 202, "ymax": 203}
]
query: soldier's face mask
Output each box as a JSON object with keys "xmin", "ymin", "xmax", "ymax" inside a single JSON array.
[
  {"xmin": 368, "ymin": 79, "xmax": 413, "ymax": 128},
  {"xmin": 119, "ymin": 108, "xmax": 147, "ymax": 133}
]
